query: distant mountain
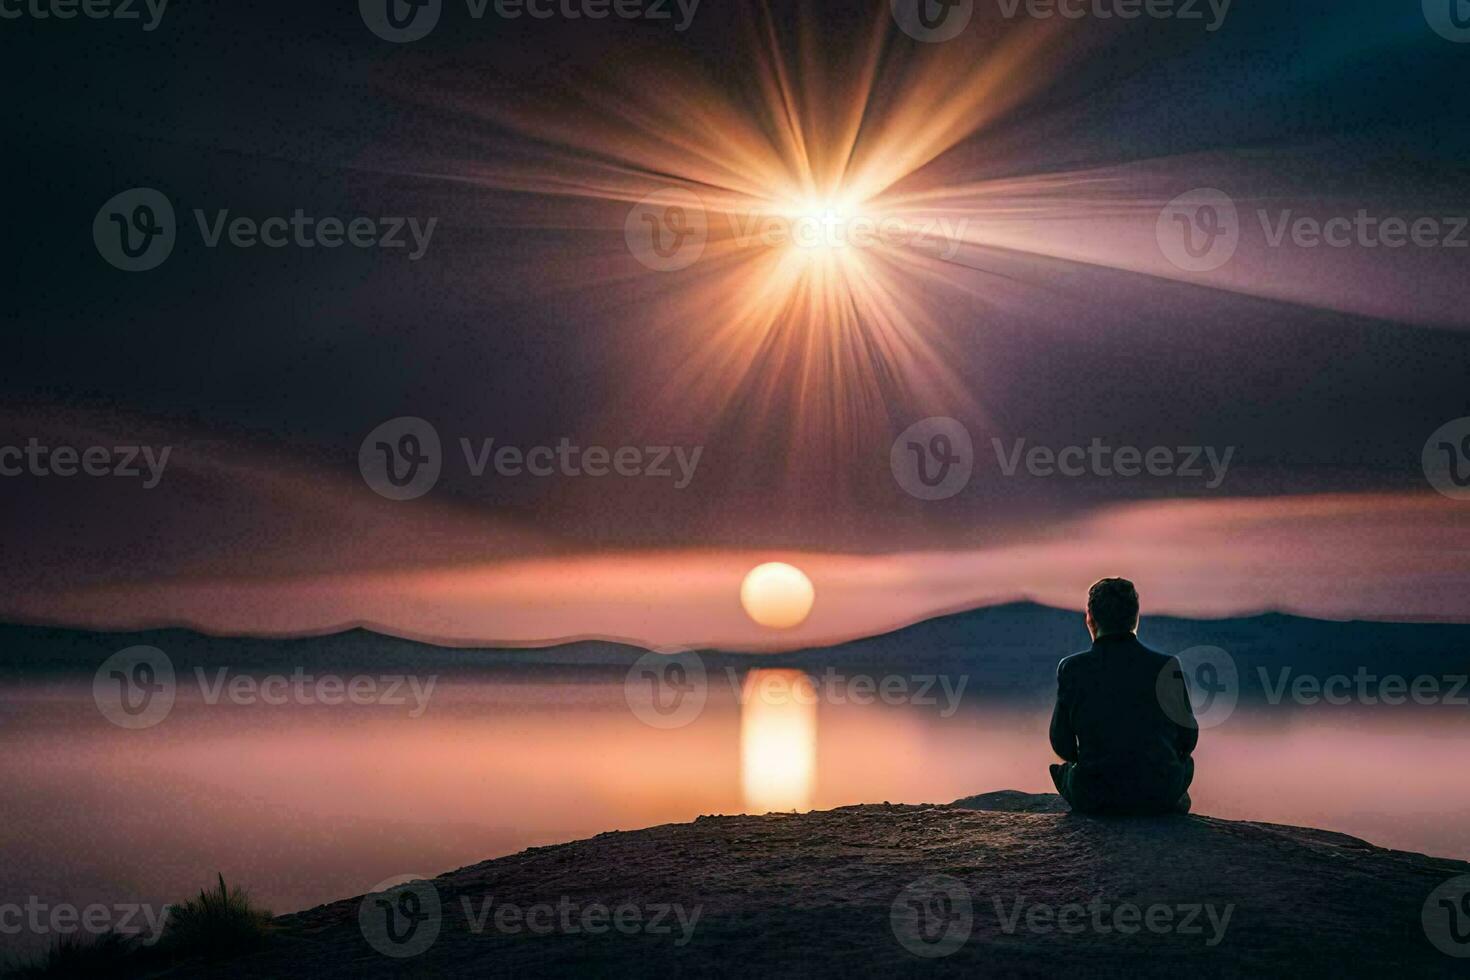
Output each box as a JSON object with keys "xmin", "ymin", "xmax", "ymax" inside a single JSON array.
[{"xmin": 3, "ymin": 603, "xmax": 1468, "ymax": 706}]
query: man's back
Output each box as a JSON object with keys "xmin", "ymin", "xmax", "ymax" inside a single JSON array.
[{"xmin": 1049, "ymin": 633, "xmax": 1198, "ymax": 813}]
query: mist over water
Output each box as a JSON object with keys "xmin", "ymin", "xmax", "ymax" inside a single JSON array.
[{"xmin": 3, "ymin": 669, "xmax": 1468, "ymax": 958}]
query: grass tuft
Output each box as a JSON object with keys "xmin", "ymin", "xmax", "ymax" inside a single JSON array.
[
  {"xmin": 159, "ymin": 872, "xmax": 273, "ymax": 960},
  {"xmin": 5, "ymin": 931, "xmax": 140, "ymax": 979},
  {"xmin": 2, "ymin": 875, "xmax": 272, "ymax": 978}
]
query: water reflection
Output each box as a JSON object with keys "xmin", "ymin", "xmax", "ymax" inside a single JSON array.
[
  {"xmin": 3, "ymin": 673, "xmax": 1470, "ymax": 962},
  {"xmin": 740, "ymin": 670, "xmax": 817, "ymax": 813}
]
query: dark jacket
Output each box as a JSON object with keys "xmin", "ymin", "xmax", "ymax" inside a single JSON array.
[{"xmin": 1049, "ymin": 633, "xmax": 1198, "ymax": 809}]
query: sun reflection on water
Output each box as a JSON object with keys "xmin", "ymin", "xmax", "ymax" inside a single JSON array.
[{"xmin": 739, "ymin": 669, "xmax": 817, "ymax": 813}]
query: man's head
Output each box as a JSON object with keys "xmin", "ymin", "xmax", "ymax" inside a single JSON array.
[{"xmin": 1086, "ymin": 577, "xmax": 1139, "ymax": 639}]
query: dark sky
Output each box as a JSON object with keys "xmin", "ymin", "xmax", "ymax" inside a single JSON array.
[{"xmin": 3, "ymin": 0, "xmax": 1469, "ymax": 632}]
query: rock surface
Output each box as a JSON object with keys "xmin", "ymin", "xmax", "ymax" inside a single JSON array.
[{"xmin": 184, "ymin": 793, "xmax": 1470, "ymax": 978}]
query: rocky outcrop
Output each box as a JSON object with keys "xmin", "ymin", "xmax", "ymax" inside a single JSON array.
[{"xmin": 185, "ymin": 793, "xmax": 1470, "ymax": 977}]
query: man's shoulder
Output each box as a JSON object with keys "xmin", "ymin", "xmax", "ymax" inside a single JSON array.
[
  {"xmin": 1056, "ymin": 649, "xmax": 1100, "ymax": 677},
  {"xmin": 1135, "ymin": 641, "xmax": 1179, "ymax": 667},
  {"xmin": 1058, "ymin": 640, "xmax": 1178, "ymax": 675}
]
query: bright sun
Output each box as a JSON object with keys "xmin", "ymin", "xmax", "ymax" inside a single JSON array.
[
  {"xmin": 739, "ymin": 562, "xmax": 816, "ymax": 629},
  {"xmin": 782, "ymin": 195, "xmax": 862, "ymax": 257}
]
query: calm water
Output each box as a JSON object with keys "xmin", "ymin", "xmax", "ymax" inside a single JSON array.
[{"xmin": 3, "ymin": 670, "xmax": 1469, "ymax": 957}]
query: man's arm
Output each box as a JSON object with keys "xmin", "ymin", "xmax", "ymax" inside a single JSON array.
[
  {"xmin": 1166, "ymin": 656, "xmax": 1200, "ymax": 757},
  {"xmin": 1049, "ymin": 661, "xmax": 1079, "ymax": 762}
]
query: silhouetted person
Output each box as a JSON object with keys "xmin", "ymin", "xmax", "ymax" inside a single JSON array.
[{"xmin": 1049, "ymin": 578, "xmax": 1197, "ymax": 815}]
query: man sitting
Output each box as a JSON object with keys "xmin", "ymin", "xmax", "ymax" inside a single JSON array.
[{"xmin": 1049, "ymin": 577, "xmax": 1197, "ymax": 815}]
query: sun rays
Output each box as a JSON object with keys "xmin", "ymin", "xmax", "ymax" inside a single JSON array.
[
  {"xmin": 357, "ymin": 0, "xmax": 1467, "ymax": 495},
  {"xmin": 372, "ymin": 5, "xmax": 1086, "ymax": 458}
]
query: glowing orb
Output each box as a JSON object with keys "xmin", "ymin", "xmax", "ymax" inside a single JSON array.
[
  {"xmin": 739, "ymin": 562, "xmax": 816, "ymax": 629},
  {"xmin": 782, "ymin": 195, "xmax": 863, "ymax": 255}
]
